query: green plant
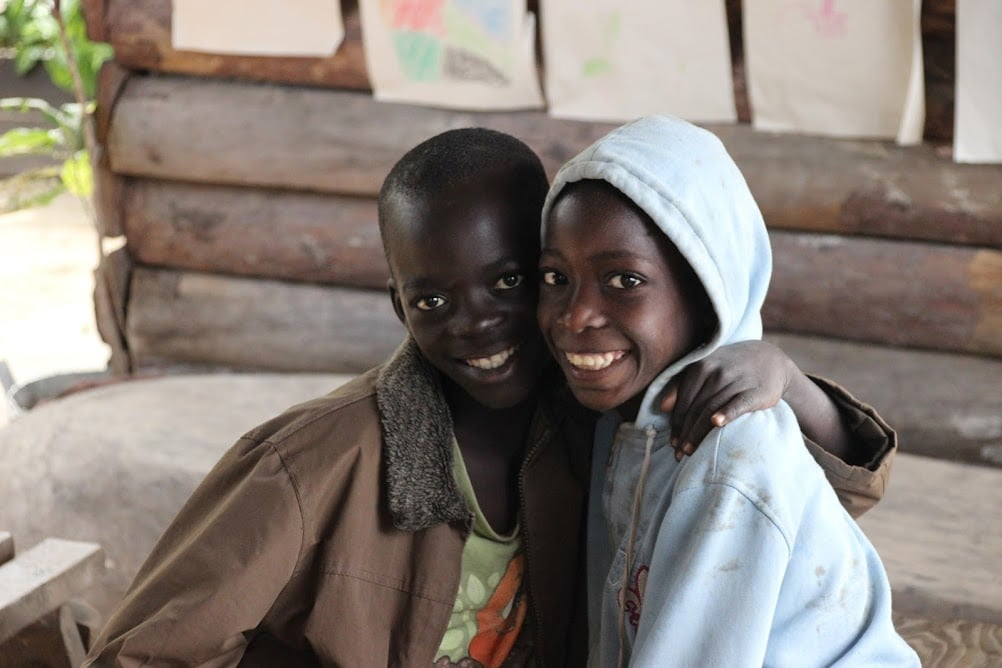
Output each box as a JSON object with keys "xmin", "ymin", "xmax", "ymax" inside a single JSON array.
[{"xmin": 1, "ymin": 0, "xmax": 112, "ymax": 212}]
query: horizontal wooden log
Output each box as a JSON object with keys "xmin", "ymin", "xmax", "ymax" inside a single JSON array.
[
  {"xmin": 122, "ymin": 179, "xmax": 387, "ymax": 287},
  {"xmin": 126, "ymin": 268, "xmax": 405, "ymax": 373},
  {"xmin": 81, "ymin": 0, "xmax": 369, "ymax": 91},
  {"xmin": 105, "ymin": 76, "xmax": 1002, "ymax": 248},
  {"xmin": 124, "ymin": 227, "xmax": 1002, "ymax": 368},
  {"xmin": 765, "ymin": 231, "xmax": 1002, "ymax": 357},
  {"xmin": 769, "ymin": 332, "xmax": 1002, "ymax": 468},
  {"xmin": 119, "ymin": 179, "xmax": 1002, "ymax": 358}
]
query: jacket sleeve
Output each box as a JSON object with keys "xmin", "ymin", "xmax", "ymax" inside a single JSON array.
[
  {"xmin": 84, "ymin": 436, "xmax": 305, "ymax": 667},
  {"xmin": 629, "ymin": 482, "xmax": 789, "ymax": 667},
  {"xmin": 802, "ymin": 374, "xmax": 897, "ymax": 518}
]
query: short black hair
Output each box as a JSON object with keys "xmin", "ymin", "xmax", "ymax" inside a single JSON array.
[{"xmin": 378, "ymin": 127, "xmax": 548, "ymax": 244}]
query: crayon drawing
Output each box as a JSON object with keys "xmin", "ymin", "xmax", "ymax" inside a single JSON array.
[
  {"xmin": 542, "ymin": 1, "xmax": 735, "ymax": 123},
  {"xmin": 745, "ymin": 0, "xmax": 924, "ymax": 144},
  {"xmin": 789, "ymin": 0, "xmax": 848, "ymax": 39},
  {"xmin": 360, "ymin": 0, "xmax": 543, "ymax": 110}
]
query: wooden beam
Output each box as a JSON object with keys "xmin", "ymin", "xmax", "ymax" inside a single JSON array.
[
  {"xmin": 104, "ymin": 76, "xmax": 1002, "ymax": 248},
  {"xmin": 122, "ymin": 226, "xmax": 1002, "ymax": 370},
  {"xmin": 126, "ymin": 268, "xmax": 405, "ymax": 373},
  {"xmin": 768, "ymin": 332, "xmax": 1002, "ymax": 468},
  {"xmin": 765, "ymin": 231, "xmax": 1002, "ymax": 358},
  {"xmin": 122, "ymin": 179, "xmax": 387, "ymax": 288},
  {"xmin": 0, "ymin": 538, "xmax": 104, "ymax": 644}
]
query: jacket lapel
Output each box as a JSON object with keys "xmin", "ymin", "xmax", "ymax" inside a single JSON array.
[{"xmin": 376, "ymin": 338, "xmax": 469, "ymax": 531}]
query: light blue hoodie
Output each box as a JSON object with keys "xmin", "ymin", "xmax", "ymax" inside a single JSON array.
[{"xmin": 541, "ymin": 116, "xmax": 918, "ymax": 667}]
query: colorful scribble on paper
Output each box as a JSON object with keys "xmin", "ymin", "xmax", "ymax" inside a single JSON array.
[
  {"xmin": 788, "ymin": 0, "xmax": 848, "ymax": 38},
  {"xmin": 581, "ymin": 12, "xmax": 622, "ymax": 78},
  {"xmin": 384, "ymin": 0, "xmax": 515, "ymax": 85}
]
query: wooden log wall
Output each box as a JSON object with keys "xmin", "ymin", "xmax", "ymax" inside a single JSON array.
[{"xmin": 82, "ymin": 1, "xmax": 1002, "ymax": 374}]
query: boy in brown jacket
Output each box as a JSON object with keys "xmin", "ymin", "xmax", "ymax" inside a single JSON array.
[{"xmin": 85, "ymin": 128, "xmax": 895, "ymax": 666}]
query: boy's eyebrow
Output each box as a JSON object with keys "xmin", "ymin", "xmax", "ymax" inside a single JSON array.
[
  {"xmin": 400, "ymin": 258, "xmax": 524, "ymax": 292},
  {"xmin": 401, "ymin": 277, "xmax": 438, "ymax": 292},
  {"xmin": 540, "ymin": 247, "xmax": 643, "ymax": 263}
]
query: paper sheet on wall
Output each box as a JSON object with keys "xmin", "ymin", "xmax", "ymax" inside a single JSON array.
[
  {"xmin": 172, "ymin": 0, "xmax": 344, "ymax": 57},
  {"xmin": 541, "ymin": 1, "xmax": 736, "ymax": 123},
  {"xmin": 744, "ymin": 0, "xmax": 924, "ymax": 145},
  {"xmin": 358, "ymin": 0, "xmax": 544, "ymax": 111},
  {"xmin": 954, "ymin": 0, "xmax": 1002, "ymax": 163}
]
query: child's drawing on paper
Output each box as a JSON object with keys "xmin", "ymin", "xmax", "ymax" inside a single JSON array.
[
  {"xmin": 542, "ymin": 2, "xmax": 736, "ymax": 123},
  {"xmin": 745, "ymin": 0, "xmax": 923, "ymax": 144},
  {"xmin": 580, "ymin": 12, "xmax": 621, "ymax": 78},
  {"xmin": 786, "ymin": 0, "xmax": 848, "ymax": 39},
  {"xmin": 383, "ymin": 0, "xmax": 516, "ymax": 86}
]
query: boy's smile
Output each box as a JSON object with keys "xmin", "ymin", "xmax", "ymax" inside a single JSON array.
[
  {"xmin": 385, "ymin": 180, "xmax": 549, "ymax": 410},
  {"xmin": 538, "ymin": 181, "xmax": 711, "ymax": 417}
]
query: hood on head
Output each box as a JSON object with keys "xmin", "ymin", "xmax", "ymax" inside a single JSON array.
[{"xmin": 541, "ymin": 115, "xmax": 772, "ymax": 427}]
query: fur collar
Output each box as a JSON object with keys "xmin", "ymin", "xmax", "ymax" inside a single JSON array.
[{"xmin": 376, "ymin": 338, "xmax": 470, "ymax": 531}]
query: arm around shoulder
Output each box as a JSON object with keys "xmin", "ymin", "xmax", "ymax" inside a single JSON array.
[
  {"xmin": 800, "ymin": 374, "xmax": 897, "ymax": 518},
  {"xmin": 84, "ymin": 436, "xmax": 305, "ymax": 666}
]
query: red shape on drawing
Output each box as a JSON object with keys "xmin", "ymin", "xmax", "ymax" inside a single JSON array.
[
  {"xmin": 390, "ymin": 0, "xmax": 447, "ymax": 35},
  {"xmin": 806, "ymin": 0, "xmax": 847, "ymax": 38}
]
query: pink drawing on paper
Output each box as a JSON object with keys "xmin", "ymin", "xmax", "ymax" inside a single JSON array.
[{"xmin": 788, "ymin": 0, "xmax": 848, "ymax": 38}]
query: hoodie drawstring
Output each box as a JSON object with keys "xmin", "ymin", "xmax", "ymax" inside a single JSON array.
[{"xmin": 616, "ymin": 425, "xmax": 657, "ymax": 668}]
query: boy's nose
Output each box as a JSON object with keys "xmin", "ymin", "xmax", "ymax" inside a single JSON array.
[
  {"xmin": 449, "ymin": 295, "xmax": 504, "ymax": 337},
  {"xmin": 559, "ymin": 285, "xmax": 605, "ymax": 333}
]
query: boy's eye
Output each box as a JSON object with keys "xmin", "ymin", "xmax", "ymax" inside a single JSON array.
[
  {"xmin": 415, "ymin": 295, "xmax": 447, "ymax": 311},
  {"xmin": 607, "ymin": 273, "xmax": 644, "ymax": 289},
  {"xmin": 541, "ymin": 270, "xmax": 567, "ymax": 286},
  {"xmin": 494, "ymin": 273, "xmax": 524, "ymax": 290}
]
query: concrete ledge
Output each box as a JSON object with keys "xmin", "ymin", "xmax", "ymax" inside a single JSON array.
[
  {"xmin": 0, "ymin": 372, "xmax": 354, "ymax": 615},
  {"xmin": 858, "ymin": 453, "xmax": 1002, "ymax": 625}
]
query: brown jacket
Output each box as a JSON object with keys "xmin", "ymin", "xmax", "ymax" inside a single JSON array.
[
  {"xmin": 85, "ymin": 340, "xmax": 593, "ymax": 667},
  {"xmin": 85, "ymin": 343, "xmax": 894, "ymax": 667}
]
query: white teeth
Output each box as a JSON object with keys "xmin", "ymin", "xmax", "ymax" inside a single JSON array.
[
  {"xmin": 565, "ymin": 351, "xmax": 624, "ymax": 371},
  {"xmin": 465, "ymin": 346, "xmax": 516, "ymax": 370}
]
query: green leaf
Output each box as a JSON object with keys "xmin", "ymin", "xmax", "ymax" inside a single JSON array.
[
  {"xmin": 0, "ymin": 127, "xmax": 60, "ymax": 156},
  {"xmin": 59, "ymin": 149, "xmax": 92, "ymax": 197},
  {"xmin": 0, "ymin": 96, "xmax": 66, "ymax": 127},
  {"xmin": 0, "ymin": 166, "xmax": 65, "ymax": 215},
  {"xmin": 13, "ymin": 43, "xmax": 46, "ymax": 74},
  {"xmin": 42, "ymin": 51, "xmax": 75, "ymax": 93}
]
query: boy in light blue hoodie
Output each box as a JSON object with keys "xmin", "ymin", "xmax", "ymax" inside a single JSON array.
[{"xmin": 536, "ymin": 116, "xmax": 919, "ymax": 666}]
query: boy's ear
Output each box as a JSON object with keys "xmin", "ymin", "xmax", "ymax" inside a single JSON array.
[{"xmin": 387, "ymin": 279, "xmax": 406, "ymax": 325}]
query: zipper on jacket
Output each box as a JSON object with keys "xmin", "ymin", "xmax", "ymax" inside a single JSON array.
[{"xmin": 517, "ymin": 419, "xmax": 553, "ymax": 664}]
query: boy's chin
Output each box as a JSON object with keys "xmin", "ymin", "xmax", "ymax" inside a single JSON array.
[
  {"xmin": 569, "ymin": 385, "xmax": 643, "ymax": 418},
  {"xmin": 567, "ymin": 387, "xmax": 620, "ymax": 413}
]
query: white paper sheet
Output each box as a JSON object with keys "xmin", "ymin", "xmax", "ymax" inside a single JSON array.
[
  {"xmin": 744, "ymin": 0, "xmax": 924, "ymax": 144},
  {"xmin": 541, "ymin": 1, "xmax": 736, "ymax": 123},
  {"xmin": 171, "ymin": 1, "xmax": 344, "ymax": 57},
  {"xmin": 358, "ymin": 0, "xmax": 544, "ymax": 111},
  {"xmin": 954, "ymin": 0, "xmax": 1002, "ymax": 163}
]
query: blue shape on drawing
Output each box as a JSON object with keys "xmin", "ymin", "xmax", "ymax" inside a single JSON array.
[{"xmin": 452, "ymin": 0, "xmax": 510, "ymax": 40}]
